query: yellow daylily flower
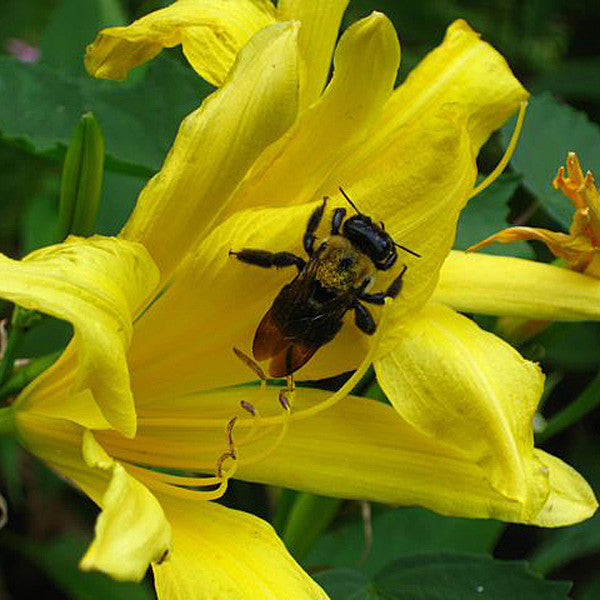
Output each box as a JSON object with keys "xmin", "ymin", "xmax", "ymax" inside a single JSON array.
[
  {"xmin": 469, "ymin": 152, "xmax": 600, "ymax": 277},
  {"xmin": 1, "ymin": 6, "xmax": 598, "ymax": 598}
]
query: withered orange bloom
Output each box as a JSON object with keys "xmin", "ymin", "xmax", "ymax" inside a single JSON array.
[{"xmin": 469, "ymin": 152, "xmax": 600, "ymax": 278}]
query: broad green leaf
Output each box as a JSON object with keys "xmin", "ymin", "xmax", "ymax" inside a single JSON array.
[
  {"xmin": 454, "ymin": 173, "xmax": 533, "ymax": 258},
  {"xmin": 314, "ymin": 569, "xmax": 376, "ymax": 600},
  {"xmin": 5, "ymin": 534, "xmax": 153, "ymax": 600},
  {"xmin": 0, "ymin": 53, "xmax": 211, "ymax": 175},
  {"xmin": 528, "ymin": 322, "xmax": 600, "ymax": 371},
  {"xmin": 95, "ymin": 170, "xmax": 145, "ymax": 236},
  {"xmin": 40, "ymin": 0, "xmax": 125, "ymax": 77},
  {"xmin": 530, "ymin": 512, "xmax": 600, "ymax": 575},
  {"xmin": 21, "ymin": 175, "xmax": 60, "ymax": 254},
  {"xmin": 533, "ymin": 59, "xmax": 600, "ymax": 101},
  {"xmin": 306, "ymin": 507, "xmax": 504, "ymax": 576},
  {"xmin": 374, "ymin": 553, "xmax": 571, "ymax": 600},
  {"xmin": 316, "ymin": 554, "xmax": 571, "ymax": 600},
  {"xmin": 501, "ymin": 93, "xmax": 600, "ymax": 229}
]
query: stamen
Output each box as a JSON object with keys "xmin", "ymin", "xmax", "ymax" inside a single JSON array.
[
  {"xmin": 469, "ymin": 100, "xmax": 528, "ymax": 199},
  {"xmin": 237, "ymin": 398, "xmax": 291, "ymax": 467},
  {"xmin": 233, "ymin": 347, "xmax": 266, "ymax": 387}
]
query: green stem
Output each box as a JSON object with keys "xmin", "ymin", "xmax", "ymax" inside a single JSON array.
[
  {"xmin": 0, "ymin": 322, "xmax": 25, "ymax": 388},
  {"xmin": 0, "ymin": 351, "xmax": 61, "ymax": 401},
  {"xmin": 0, "ymin": 308, "xmax": 41, "ymax": 389},
  {"xmin": 0, "ymin": 407, "xmax": 15, "ymax": 438},
  {"xmin": 282, "ymin": 493, "xmax": 342, "ymax": 561},
  {"xmin": 536, "ymin": 371, "xmax": 600, "ymax": 443}
]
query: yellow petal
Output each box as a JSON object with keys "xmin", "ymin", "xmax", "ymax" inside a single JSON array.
[
  {"xmin": 370, "ymin": 19, "xmax": 528, "ymax": 158},
  {"xmin": 375, "ymin": 302, "xmax": 543, "ymax": 502},
  {"xmin": 153, "ymin": 496, "xmax": 327, "ymax": 599},
  {"xmin": 278, "ymin": 0, "xmax": 349, "ymax": 108},
  {"xmin": 121, "ymin": 22, "xmax": 299, "ymax": 283},
  {"xmin": 128, "ymin": 203, "xmax": 371, "ymax": 402},
  {"xmin": 111, "ymin": 386, "xmax": 595, "ymax": 526},
  {"xmin": 2, "ymin": 237, "xmax": 158, "ymax": 437},
  {"xmin": 322, "ymin": 20, "xmax": 528, "ymax": 319},
  {"xmin": 80, "ymin": 431, "xmax": 171, "ymax": 581},
  {"xmin": 534, "ymin": 450, "xmax": 599, "ymax": 527},
  {"xmin": 85, "ymin": 0, "xmax": 277, "ymax": 85},
  {"xmin": 434, "ymin": 250, "xmax": 600, "ymax": 321},
  {"xmin": 15, "ymin": 413, "xmax": 172, "ymax": 580},
  {"xmin": 222, "ymin": 11, "xmax": 400, "ymax": 220}
]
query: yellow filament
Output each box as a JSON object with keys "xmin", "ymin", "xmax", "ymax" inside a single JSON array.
[
  {"xmin": 237, "ymin": 402, "xmax": 291, "ymax": 467},
  {"xmin": 124, "ymin": 464, "xmax": 232, "ymax": 501},
  {"xmin": 469, "ymin": 100, "xmax": 528, "ymax": 199},
  {"xmin": 124, "ymin": 462, "xmax": 237, "ymax": 488}
]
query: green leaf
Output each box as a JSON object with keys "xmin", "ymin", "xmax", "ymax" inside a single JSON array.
[
  {"xmin": 454, "ymin": 173, "xmax": 533, "ymax": 258},
  {"xmin": 95, "ymin": 170, "xmax": 145, "ymax": 236},
  {"xmin": 315, "ymin": 554, "xmax": 571, "ymax": 600},
  {"xmin": 374, "ymin": 553, "xmax": 571, "ymax": 600},
  {"xmin": 306, "ymin": 507, "xmax": 504, "ymax": 576},
  {"xmin": 530, "ymin": 512, "xmax": 600, "ymax": 575},
  {"xmin": 314, "ymin": 569, "xmax": 376, "ymax": 600},
  {"xmin": 528, "ymin": 322, "xmax": 600, "ymax": 371},
  {"xmin": 40, "ymin": 0, "xmax": 125, "ymax": 78},
  {"xmin": 0, "ymin": 53, "xmax": 211, "ymax": 175},
  {"xmin": 4, "ymin": 534, "xmax": 154, "ymax": 600},
  {"xmin": 533, "ymin": 59, "xmax": 600, "ymax": 101},
  {"xmin": 501, "ymin": 93, "xmax": 600, "ymax": 229}
]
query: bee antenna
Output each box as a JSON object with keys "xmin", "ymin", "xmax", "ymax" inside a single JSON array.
[
  {"xmin": 393, "ymin": 241, "xmax": 421, "ymax": 258},
  {"xmin": 338, "ymin": 186, "xmax": 362, "ymax": 215}
]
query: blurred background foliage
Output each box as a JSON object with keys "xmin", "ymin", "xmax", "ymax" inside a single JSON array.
[{"xmin": 1, "ymin": 0, "xmax": 600, "ymax": 598}]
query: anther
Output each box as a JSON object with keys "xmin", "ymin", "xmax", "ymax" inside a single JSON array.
[
  {"xmin": 278, "ymin": 390, "xmax": 292, "ymax": 411},
  {"xmin": 226, "ymin": 417, "xmax": 237, "ymax": 455},
  {"xmin": 233, "ymin": 346, "xmax": 266, "ymax": 382},
  {"xmin": 241, "ymin": 400, "xmax": 256, "ymax": 416}
]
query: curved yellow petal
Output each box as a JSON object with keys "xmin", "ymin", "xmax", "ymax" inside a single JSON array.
[
  {"xmin": 278, "ymin": 0, "xmax": 349, "ymax": 109},
  {"xmin": 153, "ymin": 496, "xmax": 327, "ymax": 599},
  {"xmin": 368, "ymin": 19, "xmax": 528, "ymax": 158},
  {"xmin": 434, "ymin": 251, "xmax": 600, "ymax": 321},
  {"xmin": 2, "ymin": 237, "xmax": 158, "ymax": 437},
  {"xmin": 128, "ymin": 202, "xmax": 373, "ymax": 402},
  {"xmin": 103, "ymin": 387, "xmax": 595, "ymax": 526},
  {"xmin": 15, "ymin": 413, "xmax": 172, "ymax": 580},
  {"xmin": 320, "ymin": 21, "xmax": 527, "ymax": 321},
  {"xmin": 85, "ymin": 0, "xmax": 277, "ymax": 85},
  {"xmin": 374, "ymin": 302, "xmax": 544, "ymax": 502},
  {"xmin": 534, "ymin": 450, "xmax": 599, "ymax": 527},
  {"xmin": 121, "ymin": 22, "xmax": 299, "ymax": 283},
  {"xmin": 79, "ymin": 431, "xmax": 171, "ymax": 581},
  {"xmin": 222, "ymin": 12, "xmax": 400, "ymax": 220}
]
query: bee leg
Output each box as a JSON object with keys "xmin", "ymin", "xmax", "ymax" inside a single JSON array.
[
  {"xmin": 229, "ymin": 249, "xmax": 306, "ymax": 272},
  {"xmin": 354, "ymin": 301, "xmax": 376, "ymax": 335},
  {"xmin": 360, "ymin": 265, "xmax": 407, "ymax": 303},
  {"xmin": 303, "ymin": 197, "xmax": 328, "ymax": 256},
  {"xmin": 331, "ymin": 207, "xmax": 346, "ymax": 235}
]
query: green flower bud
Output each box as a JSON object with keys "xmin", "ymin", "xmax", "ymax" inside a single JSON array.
[{"xmin": 56, "ymin": 112, "xmax": 105, "ymax": 240}]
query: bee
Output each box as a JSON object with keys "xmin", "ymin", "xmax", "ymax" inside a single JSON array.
[{"xmin": 229, "ymin": 188, "xmax": 420, "ymax": 378}]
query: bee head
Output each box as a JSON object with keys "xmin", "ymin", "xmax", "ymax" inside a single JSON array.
[
  {"xmin": 342, "ymin": 214, "xmax": 397, "ymax": 271},
  {"xmin": 337, "ymin": 187, "xmax": 421, "ymax": 269}
]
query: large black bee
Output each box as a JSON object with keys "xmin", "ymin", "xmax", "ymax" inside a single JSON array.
[{"xmin": 230, "ymin": 188, "xmax": 420, "ymax": 377}]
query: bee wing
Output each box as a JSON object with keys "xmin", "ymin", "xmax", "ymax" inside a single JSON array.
[
  {"xmin": 252, "ymin": 307, "xmax": 290, "ymax": 361},
  {"xmin": 268, "ymin": 341, "xmax": 320, "ymax": 378}
]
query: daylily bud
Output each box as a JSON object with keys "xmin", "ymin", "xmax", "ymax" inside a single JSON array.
[{"xmin": 56, "ymin": 112, "xmax": 105, "ymax": 241}]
